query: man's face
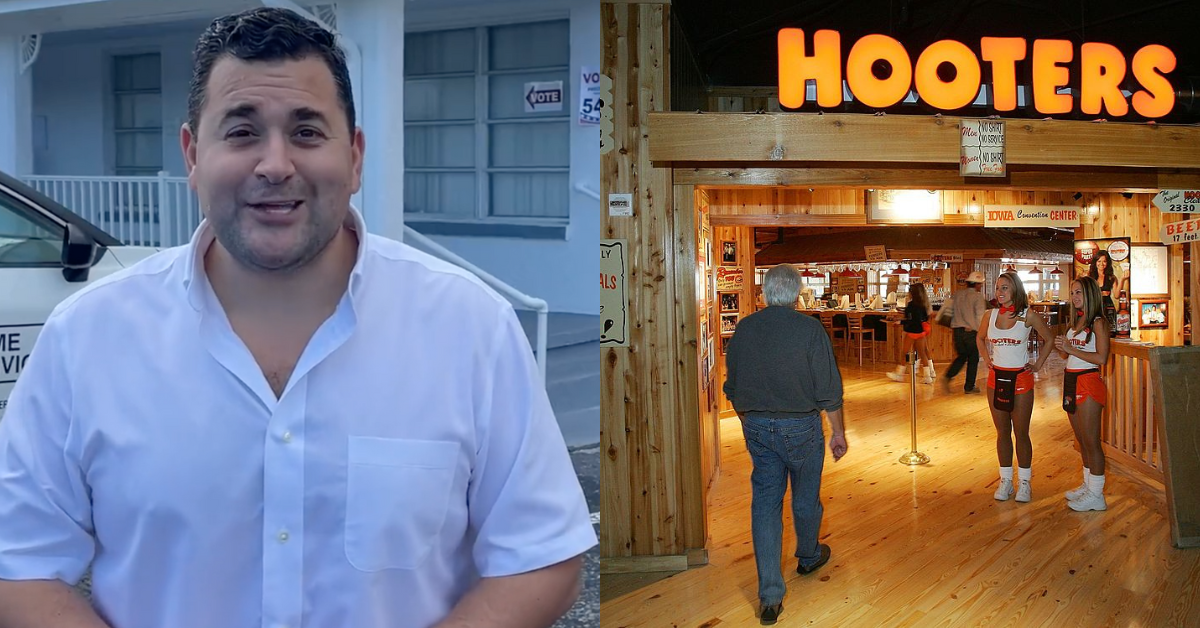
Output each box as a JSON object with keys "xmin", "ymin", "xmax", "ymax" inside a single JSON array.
[{"xmin": 182, "ymin": 55, "xmax": 364, "ymax": 274}]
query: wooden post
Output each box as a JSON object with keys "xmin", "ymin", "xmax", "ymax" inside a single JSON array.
[
  {"xmin": 601, "ymin": 1, "xmax": 707, "ymax": 572},
  {"xmin": 1148, "ymin": 346, "xmax": 1200, "ymax": 548}
]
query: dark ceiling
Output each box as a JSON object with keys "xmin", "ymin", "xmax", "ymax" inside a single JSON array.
[{"xmin": 672, "ymin": 0, "xmax": 1200, "ymax": 121}]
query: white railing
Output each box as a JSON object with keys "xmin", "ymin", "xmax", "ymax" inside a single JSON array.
[
  {"xmin": 22, "ymin": 172, "xmax": 201, "ymax": 248},
  {"xmin": 20, "ymin": 173, "xmax": 549, "ymax": 382},
  {"xmin": 403, "ymin": 226, "xmax": 548, "ymax": 384}
]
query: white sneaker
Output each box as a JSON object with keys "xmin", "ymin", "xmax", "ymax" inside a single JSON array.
[
  {"xmin": 886, "ymin": 370, "xmax": 906, "ymax": 382},
  {"xmin": 994, "ymin": 479, "xmax": 1014, "ymax": 500},
  {"xmin": 921, "ymin": 373, "xmax": 934, "ymax": 384},
  {"xmin": 1068, "ymin": 491, "xmax": 1107, "ymax": 511},
  {"xmin": 1065, "ymin": 483, "xmax": 1088, "ymax": 501},
  {"xmin": 1015, "ymin": 480, "xmax": 1032, "ymax": 502}
]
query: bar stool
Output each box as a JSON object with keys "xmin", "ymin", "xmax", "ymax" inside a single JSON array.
[
  {"xmin": 819, "ymin": 312, "xmax": 847, "ymax": 352},
  {"xmin": 847, "ymin": 316, "xmax": 876, "ymax": 366}
]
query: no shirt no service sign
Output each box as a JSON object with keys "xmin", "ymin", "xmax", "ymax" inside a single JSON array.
[{"xmin": 524, "ymin": 81, "xmax": 564, "ymax": 113}]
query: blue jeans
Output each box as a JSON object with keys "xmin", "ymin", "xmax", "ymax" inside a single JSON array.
[{"xmin": 741, "ymin": 414, "xmax": 826, "ymax": 606}]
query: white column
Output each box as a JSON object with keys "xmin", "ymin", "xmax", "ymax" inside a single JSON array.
[
  {"xmin": 337, "ymin": 0, "xmax": 405, "ymax": 242},
  {"xmin": 0, "ymin": 35, "xmax": 34, "ymax": 175}
]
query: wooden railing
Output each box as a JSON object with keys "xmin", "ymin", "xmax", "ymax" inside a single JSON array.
[{"xmin": 1103, "ymin": 340, "xmax": 1163, "ymax": 482}]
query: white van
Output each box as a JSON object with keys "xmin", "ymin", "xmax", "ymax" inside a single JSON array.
[{"xmin": 0, "ymin": 170, "xmax": 159, "ymax": 420}]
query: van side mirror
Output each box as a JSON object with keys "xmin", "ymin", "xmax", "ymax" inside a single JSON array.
[{"xmin": 62, "ymin": 223, "xmax": 97, "ymax": 283}]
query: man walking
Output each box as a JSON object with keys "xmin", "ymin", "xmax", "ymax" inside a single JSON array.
[
  {"xmin": 723, "ymin": 264, "xmax": 848, "ymax": 625},
  {"xmin": 941, "ymin": 270, "xmax": 988, "ymax": 394}
]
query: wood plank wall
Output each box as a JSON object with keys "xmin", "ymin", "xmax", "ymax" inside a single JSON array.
[
  {"xmin": 1075, "ymin": 195, "xmax": 1188, "ymax": 347},
  {"xmin": 601, "ymin": 1, "xmax": 708, "ymax": 567}
]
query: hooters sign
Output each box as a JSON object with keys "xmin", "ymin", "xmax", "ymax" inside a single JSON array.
[{"xmin": 778, "ymin": 29, "xmax": 1177, "ymax": 118}]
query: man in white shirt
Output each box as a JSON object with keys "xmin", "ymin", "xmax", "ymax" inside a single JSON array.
[{"xmin": 0, "ymin": 8, "xmax": 595, "ymax": 628}]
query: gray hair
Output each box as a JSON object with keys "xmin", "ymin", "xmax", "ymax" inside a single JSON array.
[{"xmin": 763, "ymin": 264, "xmax": 802, "ymax": 307}]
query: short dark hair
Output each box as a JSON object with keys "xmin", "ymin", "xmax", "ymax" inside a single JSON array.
[{"xmin": 187, "ymin": 7, "xmax": 355, "ymax": 135}]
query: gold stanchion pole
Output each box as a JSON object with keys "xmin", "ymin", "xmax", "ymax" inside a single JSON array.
[{"xmin": 899, "ymin": 349, "xmax": 930, "ymax": 465}]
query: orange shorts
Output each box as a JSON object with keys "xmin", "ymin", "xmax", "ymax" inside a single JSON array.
[
  {"xmin": 1066, "ymin": 369, "xmax": 1107, "ymax": 407},
  {"xmin": 906, "ymin": 321, "xmax": 932, "ymax": 340},
  {"xmin": 988, "ymin": 366, "xmax": 1034, "ymax": 394}
]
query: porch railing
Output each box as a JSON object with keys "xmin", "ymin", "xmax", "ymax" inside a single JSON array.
[
  {"xmin": 20, "ymin": 173, "xmax": 549, "ymax": 381},
  {"xmin": 22, "ymin": 172, "xmax": 202, "ymax": 248}
]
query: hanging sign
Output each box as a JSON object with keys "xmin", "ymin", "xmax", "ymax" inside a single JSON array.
[
  {"xmin": 930, "ymin": 253, "xmax": 964, "ymax": 262},
  {"xmin": 960, "ymin": 120, "xmax": 1005, "ymax": 177},
  {"xmin": 1151, "ymin": 189, "xmax": 1200, "ymax": 213},
  {"xmin": 983, "ymin": 204, "xmax": 1080, "ymax": 227},
  {"xmin": 864, "ymin": 245, "xmax": 888, "ymax": 261},
  {"xmin": 1161, "ymin": 217, "xmax": 1200, "ymax": 245},
  {"xmin": 601, "ymin": 240, "xmax": 629, "ymax": 346}
]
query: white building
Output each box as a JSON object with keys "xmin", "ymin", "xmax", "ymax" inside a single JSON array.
[
  {"xmin": 0, "ymin": 0, "xmax": 599, "ymax": 445},
  {"xmin": 0, "ymin": 0, "xmax": 600, "ymax": 317}
]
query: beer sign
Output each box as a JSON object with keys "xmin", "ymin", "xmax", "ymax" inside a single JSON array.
[{"xmin": 1161, "ymin": 217, "xmax": 1200, "ymax": 245}]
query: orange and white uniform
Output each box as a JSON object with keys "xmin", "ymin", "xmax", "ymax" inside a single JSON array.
[
  {"xmin": 1065, "ymin": 326, "xmax": 1106, "ymax": 407},
  {"xmin": 986, "ymin": 308, "xmax": 1034, "ymax": 394}
]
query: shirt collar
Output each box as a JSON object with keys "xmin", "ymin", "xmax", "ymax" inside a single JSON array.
[{"xmin": 182, "ymin": 204, "xmax": 369, "ymax": 311}]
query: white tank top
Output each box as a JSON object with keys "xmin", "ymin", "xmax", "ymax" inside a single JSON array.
[
  {"xmin": 1065, "ymin": 325, "xmax": 1098, "ymax": 370},
  {"xmin": 987, "ymin": 308, "xmax": 1032, "ymax": 368}
]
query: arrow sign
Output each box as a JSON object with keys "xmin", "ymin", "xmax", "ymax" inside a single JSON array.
[
  {"xmin": 1151, "ymin": 189, "xmax": 1200, "ymax": 213},
  {"xmin": 1161, "ymin": 217, "xmax": 1200, "ymax": 245},
  {"xmin": 524, "ymin": 81, "xmax": 563, "ymax": 113}
]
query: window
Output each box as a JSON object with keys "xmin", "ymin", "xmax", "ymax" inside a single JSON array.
[
  {"xmin": 112, "ymin": 53, "xmax": 163, "ymax": 177},
  {"xmin": 404, "ymin": 21, "xmax": 570, "ymax": 227},
  {"xmin": 0, "ymin": 191, "xmax": 61, "ymax": 266}
]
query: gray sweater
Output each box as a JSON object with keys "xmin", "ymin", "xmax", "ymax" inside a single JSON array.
[{"xmin": 722, "ymin": 306, "xmax": 844, "ymax": 417}]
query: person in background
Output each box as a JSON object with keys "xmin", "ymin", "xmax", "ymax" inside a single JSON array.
[
  {"xmin": 977, "ymin": 271, "xmax": 1055, "ymax": 503},
  {"xmin": 940, "ymin": 271, "xmax": 987, "ymax": 394},
  {"xmin": 723, "ymin": 264, "xmax": 847, "ymax": 626},
  {"xmin": 887, "ymin": 282, "xmax": 935, "ymax": 384},
  {"xmin": 1054, "ymin": 277, "xmax": 1111, "ymax": 512},
  {"xmin": 0, "ymin": 9, "xmax": 593, "ymax": 628}
]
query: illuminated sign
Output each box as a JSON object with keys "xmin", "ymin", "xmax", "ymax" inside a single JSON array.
[{"xmin": 778, "ymin": 29, "xmax": 1177, "ymax": 119}]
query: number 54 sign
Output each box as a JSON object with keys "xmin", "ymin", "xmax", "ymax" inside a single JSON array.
[{"xmin": 580, "ymin": 66, "xmax": 602, "ymax": 125}]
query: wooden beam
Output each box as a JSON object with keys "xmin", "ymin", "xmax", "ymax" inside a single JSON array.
[
  {"xmin": 649, "ymin": 112, "xmax": 1200, "ymax": 169},
  {"xmin": 672, "ymin": 184, "xmax": 706, "ymax": 552},
  {"xmin": 709, "ymin": 213, "xmax": 869, "ymax": 226},
  {"xmin": 673, "ymin": 167, "xmax": 1200, "ymax": 191}
]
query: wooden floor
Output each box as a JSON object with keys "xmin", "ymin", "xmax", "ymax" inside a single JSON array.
[{"xmin": 600, "ymin": 354, "xmax": 1200, "ymax": 627}]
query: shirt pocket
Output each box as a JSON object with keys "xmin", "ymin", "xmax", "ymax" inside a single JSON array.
[{"xmin": 344, "ymin": 436, "xmax": 460, "ymax": 571}]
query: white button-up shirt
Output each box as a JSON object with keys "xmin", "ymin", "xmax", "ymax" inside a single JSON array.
[{"xmin": 0, "ymin": 208, "xmax": 596, "ymax": 628}]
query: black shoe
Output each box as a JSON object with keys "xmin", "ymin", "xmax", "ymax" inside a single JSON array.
[
  {"xmin": 964, "ymin": 387, "xmax": 982, "ymax": 395},
  {"xmin": 797, "ymin": 544, "xmax": 831, "ymax": 575},
  {"xmin": 760, "ymin": 603, "xmax": 782, "ymax": 625}
]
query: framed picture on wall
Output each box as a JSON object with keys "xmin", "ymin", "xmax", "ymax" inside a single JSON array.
[
  {"xmin": 721, "ymin": 240, "xmax": 738, "ymax": 264},
  {"xmin": 720, "ymin": 335, "xmax": 731, "ymax": 354},
  {"xmin": 1130, "ymin": 244, "xmax": 1169, "ymax": 296},
  {"xmin": 720, "ymin": 292, "xmax": 740, "ymax": 312},
  {"xmin": 720, "ymin": 313, "xmax": 739, "ymax": 335},
  {"xmin": 1138, "ymin": 299, "xmax": 1168, "ymax": 329}
]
